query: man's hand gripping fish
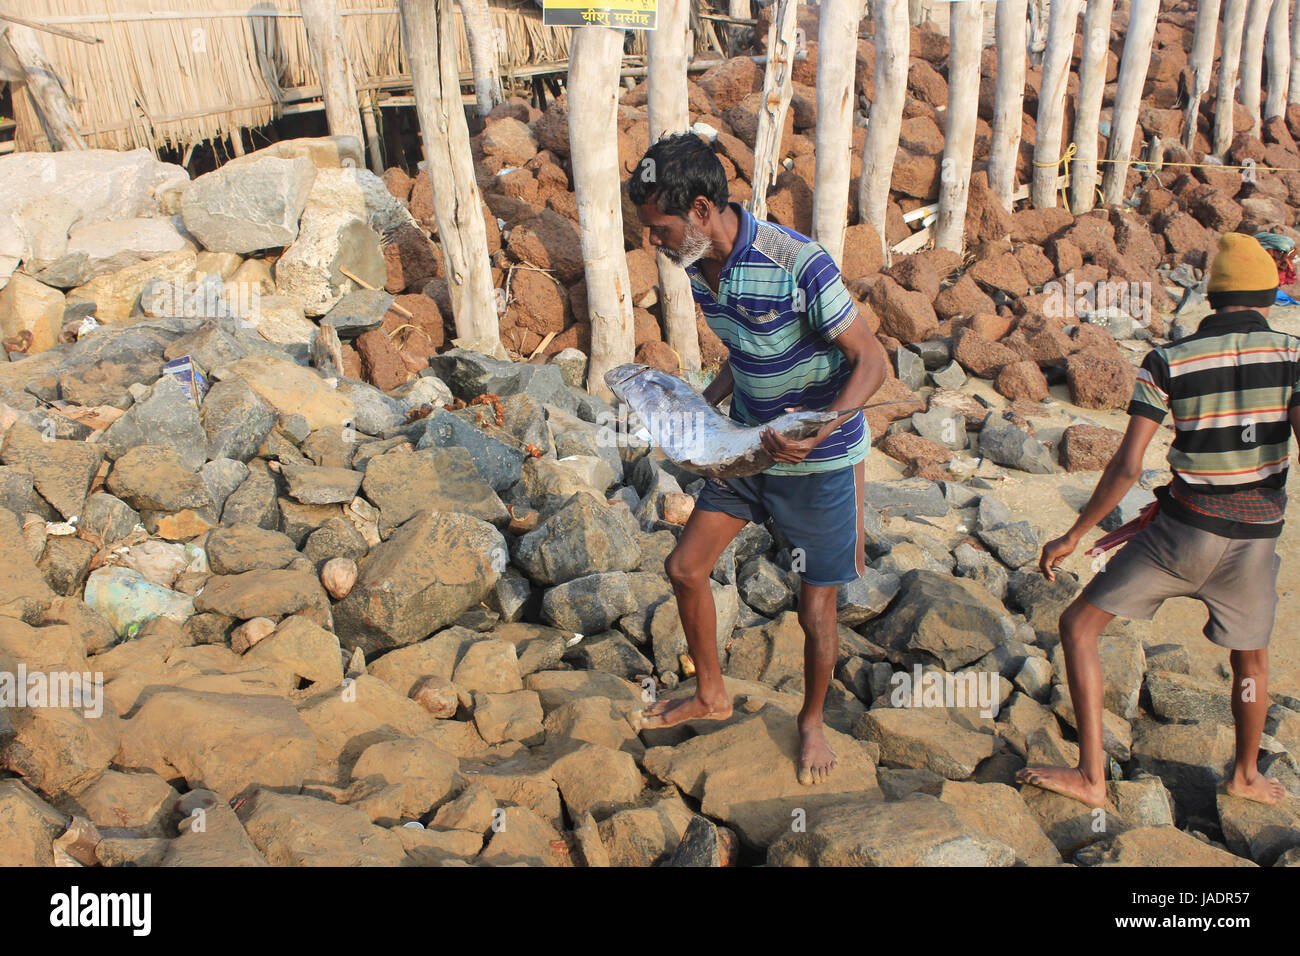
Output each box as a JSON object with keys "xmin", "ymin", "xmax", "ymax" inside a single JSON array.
[{"xmin": 605, "ymin": 363, "xmax": 910, "ymax": 479}]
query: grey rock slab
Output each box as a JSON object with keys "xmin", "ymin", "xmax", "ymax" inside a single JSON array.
[
  {"xmin": 180, "ymin": 155, "xmax": 316, "ymax": 253},
  {"xmin": 979, "ymin": 424, "xmax": 1055, "ymax": 474}
]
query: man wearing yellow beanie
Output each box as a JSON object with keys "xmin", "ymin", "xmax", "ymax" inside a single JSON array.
[
  {"xmin": 1206, "ymin": 231, "xmax": 1285, "ymax": 308},
  {"xmin": 1022, "ymin": 233, "xmax": 1296, "ymax": 809}
]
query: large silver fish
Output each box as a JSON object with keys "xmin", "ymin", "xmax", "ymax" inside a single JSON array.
[{"xmin": 604, "ymin": 363, "xmax": 845, "ymax": 478}]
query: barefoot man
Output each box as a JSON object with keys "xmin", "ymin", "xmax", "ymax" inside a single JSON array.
[
  {"xmin": 627, "ymin": 133, "xmax": 888, "ymax": 784},
  {"xmin": 1020, "ymin": 232, "xmax": 1299, "ymax": 807}
]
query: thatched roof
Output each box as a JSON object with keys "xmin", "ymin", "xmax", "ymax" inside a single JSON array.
[{"xmin": 6, "ymin": 0, "xmax": 667, "ymax": 154}]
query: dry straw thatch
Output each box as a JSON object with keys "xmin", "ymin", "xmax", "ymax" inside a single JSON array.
[{"xmin": 8, "ymin": 0, "xmax": 656, "ymax": 154}]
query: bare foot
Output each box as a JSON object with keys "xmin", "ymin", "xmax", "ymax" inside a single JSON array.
[
  {"xmin": 797, "ymin": 721, "xmax": 837, "ymax": 786},
  {"xmin": 1016, "ymin": 765, "xmax": 1106, "ymax": 807},
  {"xmin": 636, "ymin": 694, "xmax": 732, "ymax": 731},
  {"xmin": 1223, "ymin": 769, "xmax": 1286, "ymax": 805}
]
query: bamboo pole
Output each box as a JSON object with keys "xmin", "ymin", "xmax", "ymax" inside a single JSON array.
[
  {"xmin": 1183, "ymin": 0, "xmax": 1222, "ymax": 149},
  {"xmin": 300, "ymin": 0, "xmax": 366, "ymax": 147},
  {"xmin": 1031, "ymin": 0, "xmax": 1080, "ymax": 208},
  {"xmin": 397, "ymin": 0, "xmax": 501, "ymax": 351},
  {"xmin": 1239, "ymin": 0, "xmax": 1271, "ymax": 138},
  {"xmin": 457, "ymin": 0, "xmax": 504, "ymax": 117},
  {"xmin": 1070, "ymin": 0, "xmax": 1114, "ymax": 212},
  {"xmin": 811, "ymin": 0, "xmax": 859, "ymax": 265},
  {"xmin": 1101, "ymin": 0, "xmax": 1159, "ymax": 206},
  {"xmin": 857, "ymin": 0, "xmax": 908, "ymax": 265},
  {"xmin": 647, "ymin": 0, "xmax": 701, "ymax": 371},
  {"xmin": 748, "ymin": 0, "xmax": 799, "ymax": 221},
  {"xmin": 1, "ymin": 18, "xmax": 86, "ymax": 150},
  {"xmin": 1264, "ymin": 0, "xmax": 1290, "ymax": 120},
  {"xmin": 988, "ymin": 0, "xmax": 1027, "ymax": 210},
  {"xmin": 0, "ymin": 12, "xmax": 101, "ymax": 44},
  {"xmin": 1214, "ymin": 0, "xmax": 1249, "ymax": 157},
  {"xmin": 569, "ymin": 25, "xmax": 635, "ymax": 399},
  {"xmin": 934, "ymin": 0, "xmax": 982, "ymax": 253}
]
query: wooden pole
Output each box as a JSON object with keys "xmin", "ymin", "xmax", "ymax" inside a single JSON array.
[
  {"xmin": 2, "ymin": 19, "xmax": 86, "ymax": 150},
  {"xmin": 300, "ymin": 0, "xmax": 365, "ymax": 147},
  {"xmin": 1183, "ymin": 0, "xmax": 1222, "ymax": 149},
  {"xmin": 857, "ymin": 0, "xmax": 908, "ymax": 265},
  {"xmin": 457, "ymin": 0, "xmax": 504, "ymax": 118},
  {"xmin": 988, "ymin": 0, "xmax": 1027, "ymax": 210},
  {"xmin": 1264, "ymin": 0, "xmax": 1290, "ymax": 121},
  {"xmin": 340, "ymin": 267, "xmax": 414, "ymax": 318},
  {"xmin": 1027, "ymin": 0, "xmax": 1049, "ymax": 60},
  {"xmin": 727, "ymin": 0, "xmax": 752, "ymax": 54},
  {"xmin": 747, "ymin": 0, "xmax": 798, "ymax": 221},
  {"xmin": 1031, "ymin": 0, "xmax": 1080, "ymax": 208},
  {"xmin": 1214, "ymin": 0, "xmax": 1249, "ymax": 157},
  {"xmin": 1239, "ymin": 0, "xmax": 1271, "ymax": 138},
  {"xmin": 1101, "ymin": 0, "xmax": 1159, "ymax": 206},
  {"xmin": 1070, "ymin": 0, "xmax": 1114, "ymax": 212},
  {"xmin": 647, "ymin": 0, "xmax": 702, "ymax": 371},
  {"xmin": 361, "ymin": 95, "xmax": 384, "ymax": 173},
  {"xmin": 398, "ymin": 0, "xmax": 501, "ymax": 351},
  {"xmin": 934, "ymin": 0, "xmax": 981, "ymax": 253},
  {"xmin": 569, "ymin": 25, "xmax": 635, "ymax": 399},
  {"xmin": 1291, "ymin": 0, "xmax": 1300, "ymax": 104},
  {"xmin": 811, "ymin": 0, "xmax": 859, "ymax": 265}
]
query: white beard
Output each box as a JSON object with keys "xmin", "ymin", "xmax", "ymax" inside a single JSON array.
[{"xmin": 664, "ymin": 220, "xmax": 713, "ymax": 269}]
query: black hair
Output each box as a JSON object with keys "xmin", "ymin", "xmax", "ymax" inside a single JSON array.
[
  {"xmin": 1208, "ymin": 288, "xmax": 1277, "ymax": 309},
  {"xmin": 626, "ymin": 132, "xmax": 728, "ymax": 217}
]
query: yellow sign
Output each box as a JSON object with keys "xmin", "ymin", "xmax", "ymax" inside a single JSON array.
[{"xmin": 543, "ymin": 0, "xmax": 657, "ymax": 30}]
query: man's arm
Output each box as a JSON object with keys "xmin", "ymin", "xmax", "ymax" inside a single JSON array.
[
  {"xmin": 759, "ymin": 313, "xmax": 888, "ymax": 464},
  {"xmin": 702, "ymin": 360, "xmax": 734, "ymax": 406},
  {"xmin": 1039, "ymin": 414, "xmax": 1160, "ymax": 581}
]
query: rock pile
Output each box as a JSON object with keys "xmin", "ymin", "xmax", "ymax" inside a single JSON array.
[
  {"xmin": 1, "ymin": 331, "xmax": 1295, "ymax": 867},
  {"xmin": 1, "ymin": 7, "xmax": 1298, "ymax": 868}
]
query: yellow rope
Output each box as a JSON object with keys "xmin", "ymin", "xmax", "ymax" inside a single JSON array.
[
  {"xmin": 1032, "ymin": 142, "xmax": 1076, "ymax": 212},
  {"xmin": 1033, "ymin": 141, "xmax": 1077, "ymax": 167}
]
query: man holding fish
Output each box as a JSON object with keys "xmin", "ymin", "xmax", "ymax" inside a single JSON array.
[{"xmin": 625, "ymin": 133, "xmax": 889, "ymax": 785}]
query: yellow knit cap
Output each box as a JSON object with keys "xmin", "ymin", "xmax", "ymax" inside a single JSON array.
[{"xmin": 1206, "ymin": 232, "xmax": 1278, "ymax": 307}]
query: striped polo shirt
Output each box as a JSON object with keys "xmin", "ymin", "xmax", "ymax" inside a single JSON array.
[
  {"xmin": 1129, "ymin": 309, "xmax": 1300, "ymax": 537},
  {"xmin": 684, "ymin": 202, "xmax": 867, "ymax": 476}
]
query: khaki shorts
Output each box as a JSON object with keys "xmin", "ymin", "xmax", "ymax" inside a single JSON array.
[{"xmin": 1080, "ymin": 510, "xmax": 1281, "ymax": 650}]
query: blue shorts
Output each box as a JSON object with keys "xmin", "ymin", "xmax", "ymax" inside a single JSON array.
[{"xmin": 694, "ymin": 460, "xmax": 867, "ymax": 586}]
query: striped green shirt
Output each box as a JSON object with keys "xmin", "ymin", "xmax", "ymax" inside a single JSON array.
[{"xmin": 685, "ymin": 202, "xmax": 867, "ymax": 476}]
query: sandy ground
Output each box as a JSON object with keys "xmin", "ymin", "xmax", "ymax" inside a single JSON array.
[{"xmin": 864, "ymin": 302, "xmax": 1300, "ymax": 694}]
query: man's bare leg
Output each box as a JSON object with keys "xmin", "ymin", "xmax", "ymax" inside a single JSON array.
[
  {"xmin": 1225, "ymin": 647, "xmax": 1286, "ymax": 804},
  {"xmin": 795, "ymin": 582, "xmax": 839, "ymax": 785},
  {"xmin": 1016, "ymin": 597, "xmax": 1112, "ymax": 806},
  {"xmin": 640, "ymin": 508, "xmax": 748, "ymax": 729}
]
